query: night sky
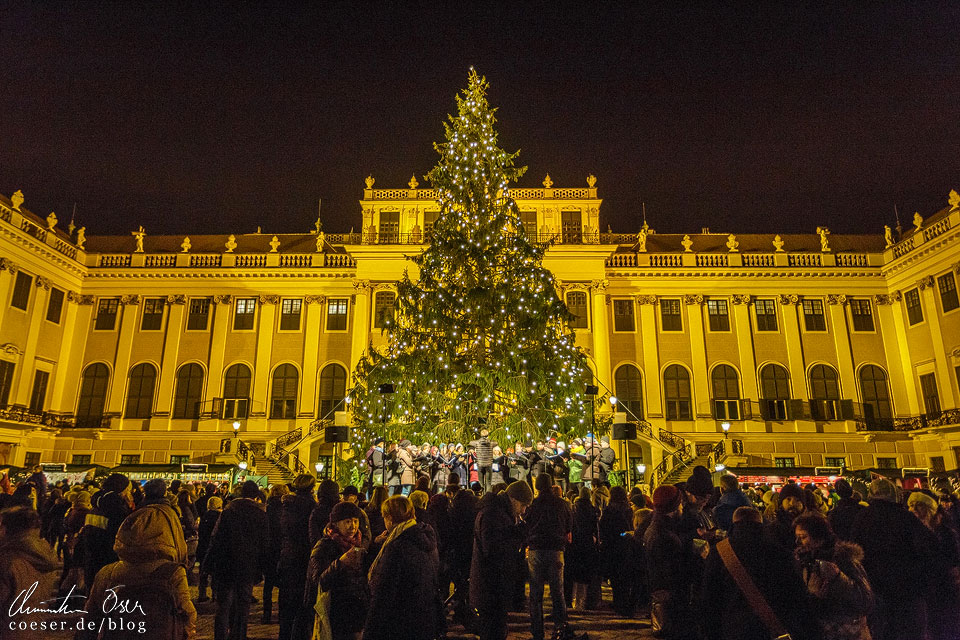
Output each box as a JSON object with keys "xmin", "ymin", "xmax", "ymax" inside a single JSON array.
[{"xmin": 2, "ymin": 3, "xmax": 958, "ymax": 238}]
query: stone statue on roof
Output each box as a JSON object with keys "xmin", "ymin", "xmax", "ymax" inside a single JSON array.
[
  {"xmin": 132, "ymin": 225, "xmax": 145, "ymax": 253},
  {"xmin": 950, "ymin": 189, "xmax": 960, "ymax": 210},
  {"xmin": 636, "ymin": 226, "xmax": 647, "ymax": 253},
  {"xmin": 76, "ymin": 227, "xmax": 86, "ymax": 250},
  {"xmin": 269, "ymin": 235, "xmax": 280, "ymax": 253},
  {"xmin": 772, "ymin": 235, "xmax": 785, "ymax": 252},
  {"xmin": 10, "ymin": 190, "xmax": 23, "ymax": 210},
  {"xmin": 181, "ymin": 237, "xmax": 191, "ymax": 253},
  {"xmin": 224, "ymin": 234, "xmax": 237, "ymax": 253},
  {"xmin": 46, "ymin": 212, "xmax": 57, "ymax": 230},
  {"xmin": 884, "ymin": 225, "xmax": 893, "ymax": 248},
  {"xmin": 681, "ymin": 234, "xmax": 693, "ymax": 252},
  {"xmin": 316, "ymin": 230, "xmax": 326, "ymax": 253},
  {"xmin": 726, "ymin": 234, "xmax": 739, "ymax": 252},
  {"xmin": 817, "ymin": 227, "xmax": 831, "ymax": 252},
  {"xmin": 365, "ymin": 175, "xmax": 375, "ymax": 189},
  {"xmin": 913, "ymin": 212, "xmax": 923, "ymax": 229}
]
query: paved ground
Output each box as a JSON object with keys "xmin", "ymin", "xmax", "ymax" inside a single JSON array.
[{"xmin": 193, "ymin": 583, "xmax": 657, "ymax": 639}]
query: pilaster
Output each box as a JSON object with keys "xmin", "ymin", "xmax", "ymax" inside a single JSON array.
[
  {"xmin": 731, "ymin": 297, "xmax": 758, "ymax": 404},
  {"xmin": 638, "ymin": 300, "xmax": 662, "ymax": 417},
  {"xmin": 590, "ymin": 280, "xmax": 612, "ymax": 399},
  {"xmin": 50, "ymin": 296, "xmax": 93, "ymax": 414},
  {"xmin": 0, "ymin": 260, "xmax": 17, "ymax": 331},
  {"xmin": 155, "ymin": 298, "xmax": 187, "ymax": 419},
  {"xmin": 204, "ymin": 296, "xmax": 232, "ymax": 415},
  {"xmin": 13, "ymin": 284, "xmax": 49, "ymax": 406},
  {"xmin": 350, "ymin": 282, "xmax": 372, "ymax": 371},
  {"xmin": 779, "ymin": 296, "xmax": 808, "ymax": 400},
  {"xmin": 300, "ymin": 296, "xmax": 325, "ymax": 416},
  {"xmin": 827, "ymin": 298, "xmax": 857, "ymax": 400},
  {"xmin": 684, "ymin": 295, "xmax": 710, "ymax": 417},
  {"xmin": 251, "ymin": 297, "xmax": 277, "ymax": 417},
  {"xmin": 875, "ymin": 295, "xmax": 919, "ymax": 414},
  {"xmin": 106, "ymin": 297, "xmax": 142, "ymax": 417},
  {"xmin": 921, "ymin": 284, "xmax": 956, "ymax": 409}
]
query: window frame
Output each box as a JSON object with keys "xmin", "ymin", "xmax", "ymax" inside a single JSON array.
[
  {"xmin": 279, "ymin": 298, "xmax": 303, "ymax": 332},
  {"xmin": 560, "ymin": 209, "xmax": 582, "ymax": 243},
  {"xmin": 373, "ymin": 291, "xmax": 396, "ymax": 330},
  {"xmin": 124, "ymin": 363, "xmax": 157, "ymax": 419},
  {"xmin": 711, "ymin": 364, "xmax": 741, "ymax": 420},
  {"xmin": 663, "ymin": 364, "xmax": 692, "ymax": 421},
  {"xmin": 120, "ymin": 454, "xmax": 141, "ymax": 465},
  {"xmin": 809, "ymin": 364, "xmax": 841, "ymax": 421},
  {"xmin": 938, "ymin": 272, "xmax": 960, "ymax": 314},
  {"xmin": 905, "ymin": 288, "xmax": 924, "ymax": 325},
  {"xmin": 707, "ymin": 299, "xmax": 731, "ymax": 332},
  {"xmin": 823, "ymin": 456, "xmax": 846, "ymax": 468},
  {"xmin": 10, "ymin": 271, "xmax": 32, "ymax": 311},
  {"xmin": 378, "ymin": 211, "xmax": 400, "ymax": 243},
  {"xmin": 919, "ymin": 372, "xmax": 941, "ymax": 416},
  {"xmin": 233, "ymin": 298, "xmax": 256, "ymax": 331},
  {"xmin": 28, "ymin": 369, "xmax": 49, "ymax": 414},
  {"xmin": 71, "ymin": 454, "xmax": 92, "ymax": 466},
  {"xmin": 172, "ymin": 363, "xmax": 204, "ymax": 419},
  {"xmin": 519, "ymin": 211, "xmax": 538, "ymax": 238},
  {"xmin": 221, "ymin": 363, "xmax": 251, "ymax": 420},
  {"xmin": 0, "ymin": 360, "xmax": 15, "ymax": 407},
  {"xmin": 186, "ymin": 297, "xmax": 211, "ymax": 332},
  {"xmin": 76, "ymin": 363, "xmax": 110, "ymax": 428},
  {"xmin": 326, "ymin": 298, "xmax": 349, "ymax": 332},
  {"xmin": 94, "ymin": 298, "xmax": 120, "ymax": 331},
  {"xmin": 318, "ymin": 363, "xmax": 347, "ymax": 420},
  {"xmin": 759, "ymin": 363, "xmax": 791, "ymax": 421},
  {"xmin": 659, "ymin": 299, "xmax": 683, "ymax": 332},
  {"xmin": 270, "ymin": 364, "xmax": 299, "ymax": 419},
  {"xmin": 140, "ymin": 297, "xmax": 166, "ymax": 332},
  {"xmin": 802, "ymin": 298, "xmax": 827, "ymax": 332},
  {"xmin": 566, "ymin": 291, "xmax": 589, "ymax": 329},
  {"xmin": 754, "ymin": 299, "xmax": 778, "ymax": 332},
  {"xmin": 614, "ymin": 364, "xmax": 644, "ymax": 421},
  {"xmin": 170, "ymin": 454, "xmax": 191, "ymax": 466},
  {"xmin": 849, "ymin": 298, "xmax": 875, "ymax": 332},
  {"xmin": 612, "ymin": 298, "xmax": 636, "ymax": 332},
  {"xmin": 859, "ymin": 365, "xmax": 892, "ymax": 424},
  {"xmin": 774, "ymin": 457, "xmax": 796, "ymax": 469},
  {"xmin": 876, "ymin": 457, "xmax": 897, "ymax": 470},
  {"xmin": 46, "ymin": 287, "xmax": 64, "ymax": 324}
]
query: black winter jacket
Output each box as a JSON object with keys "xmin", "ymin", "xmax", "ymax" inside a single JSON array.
[{"xmin": 202, "ymin": 498, "xmax": 270, "ymax": 585}]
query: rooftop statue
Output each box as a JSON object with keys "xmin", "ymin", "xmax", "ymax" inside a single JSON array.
[
  {"xmin": 817, "ymin": 227, "xmax": 831, "ymax": 252},
  {"xmin": 772, "ymin": 235, "xmax": 785, "ymax": 252},
  {"xmin": 131, "ymin": 225, "xmax": 145, "ymax": 253},
  {"xmin": 884, "ymin": 225, "xmax": 893, "ymax": 248},
  {"xmin": 726, "ymin": 234, "xmax": 739, "ymax": 252}
]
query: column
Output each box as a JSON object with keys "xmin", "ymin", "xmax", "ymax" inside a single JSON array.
[
  {"xmin": 49, "ymin": 293, "xmax": 88, "ymax": 413},
  {"xmin": 154, "ymin": 297, "xmax": 187, "ymax": 417},
  {"xmin": 731, "ymin": 296, "xmax": 758, "ymax": 401},
  {"xmin": 0, "ymin": 259, "xmax": 17, "ymax": 330},
  {"xmin": 638, "ymin": 298, "xmax": 662, "ymax": 417},
  {"xmin": 12, "ymin": 280, "xmax": 50, "ymax": 406},
  {"xmin": 251, "ymin": 296, "xmax": 278, "ymax": 418},
  {"xmin": 685, "ymin": 295, "xmax": 710, "ymax": 417},
  {"xmin": 204, "ymin": 296, "xmax": 233, "ymax": 412},
  {"xmin": 920, "ymin": 282, "xmax": 956, "ymax": 409},
  {"xmin": 106, "ymin": 296, "xmax": 142, "ymax": 417},
  {"xmin": 590, "ymin": 281, "xmax": 612, "ymax": 399},
  {"xmin": 349, "ymin": 282, "xmax": 371, "ymax": 371},
  {"xmin": 780, "ymin": 296, "xmax": 808, "ymax": 400},
  {"xmin": 827, "ymin": 297, "xmax": 857, "ymax": 400},
  {"xmin": 299, "ymin": 296, "xmax": 325, "ymax": 417},
  {"xmin": 876, "ymin": 295, "xmax": 919, "ymax": 414}
]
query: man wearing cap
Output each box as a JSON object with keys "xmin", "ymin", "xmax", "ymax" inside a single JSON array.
[
  {"xmin": 524, "ymin": 474, "xmax": 572, "ymax": 640},
  {"xmin": 471, "ymin": 479, "xmax": 534, "ymax": 640}
]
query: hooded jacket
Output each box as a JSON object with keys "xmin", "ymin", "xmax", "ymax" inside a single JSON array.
[
  {"xmin": 0, "ymin": 531, "xmax": 60, "ymax": 640},
  {"xmin": 799, "ymin": 540, "xmax": 873, "ymax": 639}
]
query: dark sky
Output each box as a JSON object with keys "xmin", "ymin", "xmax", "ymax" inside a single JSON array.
[{"xmin": 1, "ymin": 2, "xmax": 959, "ymax": 237}]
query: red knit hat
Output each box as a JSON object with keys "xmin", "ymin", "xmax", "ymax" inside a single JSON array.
[{"xmin": 653, "ymin": 485, "xmax": 681, "ymax": 513}]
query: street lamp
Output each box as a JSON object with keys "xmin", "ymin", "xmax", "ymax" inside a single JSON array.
[
  {"xmin": 721, "ymin": 422, "xmax": 730, "ymax": 438},
  {"xmin": 238, "ymin": 461, "xmax": 248, "ymax": 471},
  {"xmin": 232, "ymin": 421, "xmax": 241, "ymax": 437},
  {"xmin": 636, "ymin": 463, "xmax": 646, "ymax": 483},
  {"xmin": 715, "ymin": 463, "xmax": 725, "ymax": 472},
  {"xmin": 315, "ymin": 461, "xmax": 324, "ymax": 477}
]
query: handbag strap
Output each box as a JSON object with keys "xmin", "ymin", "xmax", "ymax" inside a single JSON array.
[{"xmin": 717, "ymin": 538, "xmax": 789, "ymax": 638}]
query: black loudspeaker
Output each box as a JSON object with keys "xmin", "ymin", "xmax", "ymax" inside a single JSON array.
[
  {"xmin": 324, "ymin": 426, "xmax": 350, "ymax": 443},
  {"xmin": 585, "ymin": 384, "xmax": 599, "ymax": 395},
  {"xmin": 612, "ymin": 423, "xmax": 637, "ymax": 440}
]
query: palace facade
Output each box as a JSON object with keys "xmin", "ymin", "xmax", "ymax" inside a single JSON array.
[{"xmin": 2, "ymin": 178, "xmax": 960, "ymax": 487}]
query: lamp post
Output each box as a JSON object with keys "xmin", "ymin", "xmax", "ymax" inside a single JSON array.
[
  {"xmin": 378, "ymin": 383, "xmax": 395, "ymax": 487},
  {"xmin": 636, "ymin": 463, "xmax": 646, "ymax": 485},
  {"xmin": 721, "ymin": 421, "xmax": 730, "ymax": 438},
  {"xmin": 233, "ymin": 421, "xmax": 240, "ymax": 437},
  {"xmin": 315, "ymin": 461, "xmax": 324, "ymax": 479}
]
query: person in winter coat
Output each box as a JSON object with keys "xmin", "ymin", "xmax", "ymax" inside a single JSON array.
[
  {"xmin": 447, "ymin": 487, "xmax": 479, "ymax": 626},
  {"xmin": 474, "ymin": 429, "xmax": 496, "ymax": 492},
  {"xmin": 59, "ymin": 490, "xmax": 92, "ymax": 587},
  {"xmin": 470, "ymin": 481, "xmax": 533, "ymax": 640},
  {"xmin": 794, "ymin": 512, "xmax": 873, "ymax": 640},
  {"xmin": 177, "ymin": 486, "xmax": 200, "ymax": 583},
  {"xmin": 0, "ymin": 507, "xmax": 62, "ymax": 640},
  {"xmin": 524, "ymin": 474, "xmax": 572, "ymax": 640},
  {"xmin": 304, "ymin": 501, "xmax": 369, "ymax": 640},
  {"xmin": 195, "ymin": 495, "xmax": 221, "ymax": 602},
  {"xmin": 40, "ymin": 488, "xmax": 69, "ymax": 555},
  {"xmin": 365, "ymin": 486, "xmax": 388, "ymax": 539},
  {"xmin": 384, "ymin": 442, "xmax": 402, "ymax": 495},
  {"xmin": 491, "ymin": 445, "xmax": 508, "ymax": 487},
  {"xmin": 262, "ymin": 483, "xmax": 288, "ymax": 623},
  {"xmin": 567, "ymin": 487, "xmax": 599, "ymax": 610},
  {"xmin": 397, "ymin": 441, "xmax": 417, "ymax": 496},
  {"xmin": 364, "ymin": 496, "xmax": 440, "ymax": 640},
  {"xmin": 80, "ymin": 502, "xmax": 197, "ymax": 640},
  {"xmin": 76, "ymin": 473, "xmax": 134, "ymax": 591},
  {"xmin": 599, "ymin": 485, "xmax": 634, "ymax": 616},
  {"xmin": 699, "ymin": 506, "xmax": 814, "ymax": 640},
  {"xmin": 828, "ymin": 478, "xmax": 864, "ymax": 541},
  {"xmin": 764, "ymin": 482, "xmax": 806, "ymax": 552},
  {"xmin": 277, "ymin": 474, "xmax": 318, "ymax": 640},
  {"xmin": 906, "ymin": 490, "xmax": 960, "ymax": 639},
  {"xmin": 309, "ymin": 479, "xmax": 342, "ymax": 546},
  {"xmin": 713, "ymin": 474, "xmax": 753, "ymax": 534}
]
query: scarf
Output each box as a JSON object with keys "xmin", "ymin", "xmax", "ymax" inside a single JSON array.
[
  {"xmin": 324, "ymin": 524, "xmax": 362, "ymax": 553},
  {"xmin": 368, "ymin": 518, "xmax": 416, "ymax": 581}
]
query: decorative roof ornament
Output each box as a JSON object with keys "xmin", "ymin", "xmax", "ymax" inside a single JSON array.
[
  {"xmin": 46, "ymin": 212, "xmax": 57, "ymax": 230},
  {"xmin": 586, "ymin": 175, "xmax": 597, "ymax": 188},
  {"xmin": 726, "ymin": 234, "xmax": 739, "ymax": 253},
  {"xmin": 76, "ymin": 227, "xmax": 86, "ymax": 250},
  {"xmin": 884, "ymin": 225, "xmax": 893, "ymax": 248},
  {"xmin": 224, "ymin": 234, "xmax": 237, "ymax": 253},
  {"xmin": 269, "ymin": 235, "xmax": 280, "ymax": 253},
  {"xmin": 817, "ymin": 227, "xmax": 831, "ymax": 252},
  {"xmin": 10, "ymin": 190, "xmax": 23, "ymax": 210},
  {"xmin": 181, "ymin": 237, "xmax": 191, "ymax": 253},
  {"xmin": 681, "ymin": 234, "xmax": 693, "ymax": 252},
  {"xmin": 131, "ymin": 225, "xmax": 146, "ymax": 253},
  {"xmin": 636, "ymin": 227, "xmax": 647, "ymax": 253},
  {"xmin": 913, "ymin": 212, "xmax": 923, "ymax": 229},
  {"xmin": 408, "ymin": 175, "xmax": 419, "ymax": 189},
  {"xmin": 950, "ymin": 189, "xmax": 960, "ymax": 211},
  {"xmin": 365, "ymin": 175, "xmax": 375, "ymax": 189},
  {"xmin": 542, "ymin": 174, "xmax": 553, "ymax": 189},
  {"xmin": 316, "ymin": 230, "xmax": 326, "ymax": 253},
  {"xmin": 772, "ymin": 235, "xmax": 785, "ymax": 252}
]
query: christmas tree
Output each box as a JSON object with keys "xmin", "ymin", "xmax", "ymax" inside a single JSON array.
[{"xmin": 349, "ymin": 70, "xmax": 592, "ymax": 448}]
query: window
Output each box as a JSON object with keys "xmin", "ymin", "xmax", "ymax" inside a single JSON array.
[
  {"xmin": 707, "ymin": 299, "xmax": 730, "ymax": 331},
  {"xmin": 234, "ymin": 298, "xmax": 256, "ymax": 331},
  {"xmin": 931, "ymin": 456, "xmax": 946, "ymax": 473},
  {"xmin": 23, "ymin": 452, "xmax": 40, "ymax": 468},
  {"xmin": 95, "ymin": 298, "xmax": 120, "ymax": 330},
  {"xmin": 29, "ymin": 370, "xmax": 49, "ymax": 413},
  {"xmin": 378, "ymin": 211, "xmax": 399, "ymax": 243},
  {"xmin": 72, "ymin": 454, "xmax": 92, "ymax": 466},
  {"xmin": 859, "ymin": 365, "xmax": 892, "ymax": 424},
  {"xmin": 660, "ymin": 299, "xmax": 682, "ymax": 331},
  {"xmin": 222, "ymin": 363, "xmax": 251, "ymax": 419},
  {"xmin": 173, "ymin": 363, "xmax": 204, "ymax": 419},
  {"xmin": 664, "ymin": 365, "xmax": 692, "ymax": 420},
  {"xmin": 141, "ymin": 297, "xmax": 165, "ymax": 331},
  {"xmin": 170, "ymin": 454, "xmax": 191, "ymax": 465},
  {"xmin": 279, "ymin": 299, "xmax": 302, "ymax": 331},
  {"xmin": 187, "ymin": 298, "xmax": 210, "ymax": 331},
  {"xmin": 566, "ymin": 291, "xmax": 588, "ymax": 329},
  {"xmin": 423, "ymin": 211, "xmax": 439, "ymax": 237},
  {"xmin": 802, "ymin": 299, "xmax": 826, "ymax": 331},
  {"xmin": 760, "ymin": 364, "xmax": 790, "ymax": 420},
  {"xmin": 774, "ymin": 457, "xmax": 796, "ymax": 469},
  {"xmin": 920, "ymin": 373, "xmax": 941, "ymax": 415},
  {"xmin": 614, "ymin": 364, "xmax": 644, "ymax": 420},
  {"xmin": 318, "ymin": 364, "xmax": 347, "ymax": 420},
  {"xmin": 46, "ymin": 288, "xmax": 64, "ymax": 324},
  {"xmin": 561, "ymin": 210, "xmax": 582, "ymax": 243},
  {"xmin": 712, "ymin": 365, "xmax": 740, "ymax": 420},
  {"xmin": 613, "ymin": 299, "xmax": 635, "ymax": 332},
  {"xmin": 76, "ymin": 363, "xmax": 109, "ymax": 427},
  {"xmin": 0, "ymin": 360, "xmax": 14, "ymax": 407},
  {"xmin": 824, "ymin": 457, "xmax": 846, "ymax": 468},
  {"xmin": 373, "ymin": 292, "xmax": 395, "ymax": 329},
  {"xmin": 10, "ymin": 271, "xmax": 31, "ymax": 310},
  {"xmin": 809, "ymin": 364, "xmax": 840, "ymax": 420},
  {"xmin": 271, "ymin": 364, "xmax": 299, "ymax": 418},
  {"xmin": 120, "ymin": 454, "xmax": 141, "ymax": 465},
  {"xmin": 905, "ymin": 288, "xmax": 923, "ymax": 325},
  {"xmin": 326, "ymin": 298, "xmax": 349, "ymax": 331},
  {"xmin": 125, "ymin": 363, "xmax": 157, "ymax": 419},
  {"xmin": 850, "ymin": 299, "xmax": 874, "ymax": 332},
  {"xmin": 755, "ymin": 299, "xmax": 777, "ymax": 331},
  {"xmin": 520, "ymin": 211, "xmax": 538, "ymax": 238},
  {"xmin": 876, "ymin": 457, "xmax": 897, "ymax": 470},
  {"xmin": 938, "ymin": 273, "xmax": 960, "ymax": 313}
]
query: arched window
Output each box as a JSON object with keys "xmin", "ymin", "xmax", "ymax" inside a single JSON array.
[
  {"xmin": 77, "ymin": 363, "xmax": 110, "ymax": 428},
  {"xmin": 712, "ymin": 365, "xmax": 741, "ymax": 420},
  {"xmin": 760, "ymin": 364, "xmax": 791, "ymax": 420},
  {"xmin": 810, "ymin": 364, "xmax": 840, "ymax": 420},
  {"xmin": 222, "ymin": 364, "xmax": 251, "ymax": 419},
  {"xmin": 614, "ymin": 364, "xmax": 644, "ymax": 420},
  {"xmin": 271, "ymin": 364, "xmax": 299, "ymax": 419},
  {"xmin": 125, "ymin": 363, "xmax": 157, "ymax": 419},
  {"xmin": 663, "ymin": 365, "xmax": 692, "ymax": 420},
  {"xmin": 860, "ymin": 365, "xmax": 892, "ymax": 424},
  {"xmin": 318, "ymin": 364, "xmax": 347, "ymax": 420},
  {"xmin": 173, "ymin": 363, "xmax": 204, "ymax": 419}
]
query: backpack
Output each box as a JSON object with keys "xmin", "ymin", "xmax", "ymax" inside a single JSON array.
[{"xmin": 96, "ymin": 561, "xmax": 186, "ymax": 639}]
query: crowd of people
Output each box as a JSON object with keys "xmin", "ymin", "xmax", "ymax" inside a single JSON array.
[{"xmin": 1, "ymin": 456, "xmax": 959, "ymax": 640}]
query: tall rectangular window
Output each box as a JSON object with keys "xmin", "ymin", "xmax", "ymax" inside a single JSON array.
[
  {"xmin": 905, "ymin": 288, "xmax": 923, "ymax": 325},
  {"xmin": 850, "ymin": 299, "xmax": 874, "ymax": 332},
  {"xmin": 520, "ymin": 211, "xmax": 538, "ymax": 238},
  {"xmin": 187, "ymin": 298, "xmax": 210, "ymax": 330},
  {"xmin": 23, "ymin": 452, "xmax": 40, "ymax": 468},
  {"xmin": 120, "ymin": 454, "xmax": 141, "ymax": 465},
  {"xmin": 10, "ymin": 271, "xmax": 32, "ymax": 310},
  {"xmin": 234, "ymin": 298, "xmax": 256, "ymax": 330},
  {"xmin": 920, "ymin": 373, "xmax": 941, "ymax": 415},
  {"xmin": 802, "ymin": 299, "xmax": 826, "ymax": 331},
  {"xmin": 774, "ymin": 457, "xmax": 796, "ymax": 468},
  {"xmin": 71, "ymin": 454, "xmax": 92, "ymax": 466},
  {"xmin": 378, "ymin": 211, "xmax": 399, "ymax": 243},
  {"xmin": 876, "ymin": 457, "xmax": 897, "ymax": 469},
  {"xmin": 140, "ymin": 298, "xmax": 165, "ymax": 331},
  {"xmin": 94, "ymin": 298, "xmax": 119, "ymax": 330},
  {"xmin": 326, "ymin": 298, "xmax": 348, "ymax": 331},
  {"xmin": 29, "ymin": 370, "xmax": 49, "ymax": 413},
  {"xmin": 824, "ymin": 456, "xmax": 846, "ymax": 468},
  {"xmin": 755, "ymin": 299, "xmax": 777, "ymax": 331},
  {"xmin": 566, "ymin": 291, "xmax": 588, "ymax": 328},
  {"xmin": 46, "ymin": 288, "xmax": 64, "ymax": 324},
  {"xmin": 0, "ymin": 360, "xmax": 14, "ymax": 407},
  {"xmin": 373, "ymin": 291, "xmax": 395, "ymax": 329},
  {"xmin": 561, "ymin": 210, "xmax": 582, "ymax": 243},
  {"xmin": 707, "ymin": 299, "xmax": 730, "ymax": 331},
  {"xmin": 660, "ymin": 299, "xmax": 682, "ymax": 331},
  {"xmin": 423, "ymin": 211, "xmax": 439, "ymax": 237},
  {"xmin": 170, "ymin": 454, "xmax": 191, "ymax": 465},
  {"xmin": 938, "ymin": 273, "xmax": 960, "ymax": 313},
  {"xmin": 279, "ymin": 298, "xmax": 302, "ymax": 331},
  {"xmin": 612, "ymin": 299, "xmax": 635, "ymax": 332}
]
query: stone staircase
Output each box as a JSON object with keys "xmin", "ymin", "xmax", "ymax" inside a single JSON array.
[
  {"xmin": 257, "ymin": 455, "xmax": 296, "ymax": 488},
  {"xmin": 660, "ymin": 454, "xmax": 710, "ymax": 487}
]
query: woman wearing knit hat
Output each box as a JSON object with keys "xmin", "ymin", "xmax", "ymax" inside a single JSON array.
[{"xmin": 644, "ymin": 484, "xmax": 698, "ymax": 637}]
